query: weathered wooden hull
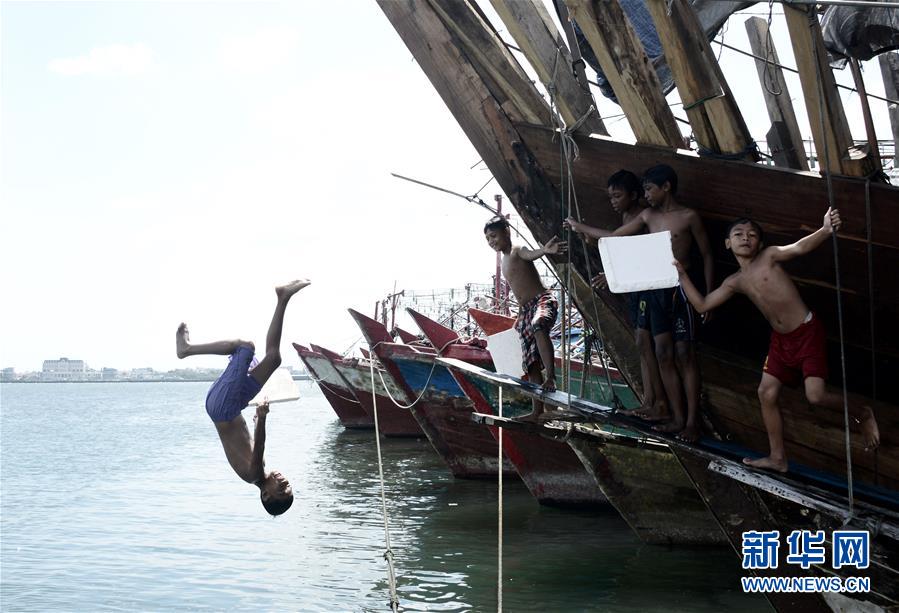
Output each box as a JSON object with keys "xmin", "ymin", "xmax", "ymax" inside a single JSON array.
[
  {"xmin": 311, "ymin": 344, "xmax": 423, "ymax": 438},
  {"xmin": 447, "ymin": 363, "xmax": 608, "ymax": 507},
  {"xmin": 669, "ymin": 444, "xmax": 899, "ymax": 612},
  {"xmin": 566, "ymin": 433, "xmax": 727, "ymax": 545},
  {"xmin": 292, "ymin": 343, "xmax": 372, "ymax": 429},
  {"xmin": 348, "ymin": 308, "xmax": 516, "ymax": 478}
]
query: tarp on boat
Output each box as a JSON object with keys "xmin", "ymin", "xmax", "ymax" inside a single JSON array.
[
  {"xmin": 821, "ymin": 5, "xmax": 899, "ymax": 65},
  {"xmin": 553, "ymin": 0, "xmax": 752, "ymax": 104}
]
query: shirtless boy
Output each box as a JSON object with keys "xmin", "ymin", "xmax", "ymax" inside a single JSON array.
[
  {"xmin": 484, "ymin": 216, "xmax": 566, "ymax": 419},
  {"xmin": 675, "ymin": 210, "xmax": 879, "ymax": 472},
  {"xmin": 175, "ymin": 279, "xmax": 310, "ymax": 515},
  {"xmin": 585, "ymin": 170, "xmax": 668, "ymax": 421},
  {"xmin": 565, "ymin": 165, "xmax": 713, "ymax": 442}
]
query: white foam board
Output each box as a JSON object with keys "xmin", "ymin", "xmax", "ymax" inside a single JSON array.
[
  {"xmin": 597, "ymin": 231, "xmax": 679, "ymax": 293},
  {"xmin": 248, "ymin": 367, "xmax": 301, "ymax": 405},
  {"xmin": 486, "ymin": 328, "xmax": 525, "ymax": 377}
]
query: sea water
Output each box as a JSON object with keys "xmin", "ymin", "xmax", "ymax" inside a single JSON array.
[{"xmin": 1, "ymin": 382, "xmax": 768, "ymax": 611}]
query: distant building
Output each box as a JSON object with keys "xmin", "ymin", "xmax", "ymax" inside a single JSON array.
[
  {"xmin": 1, "ymin": 367, "xmax": 15, "ymax": 382},
  {"xmin": 101, "ymin": 367, "xmax": 119, "ymax": 381},
  {"xmin": 41, "ymin": 357, "xmax": 88, "ymax": 381}
]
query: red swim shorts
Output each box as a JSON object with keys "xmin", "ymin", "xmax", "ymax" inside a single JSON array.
[{"xmin": 763, "ymin": 313, "xmax": 828, "ymax": 387}]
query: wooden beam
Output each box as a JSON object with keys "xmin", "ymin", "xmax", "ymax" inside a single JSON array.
[
  {"xmin": 878, "ymin": 52, "xmax": 899, "ymax": 168},
  {"xmin": 783, "ymin": 4, "xmax": 874, "ymax": 177},
  {"xmin": 488, "ymin": 0, "xmax": 606, "ymax": 136},
  {"xmin": 744, "ymin": 16, "xmax": 809, "ymax": 171},
  {"xmin": 644, "ymin": 0, "xmax": 756, "ymax": 160},
  {"xmin": 849, "ymin": 58, "xmax": 884, "ymax": 176},
  {"xmin": 563, "ymin": 0, "xmax": 683, "ymax": 148},
  {"xmin": 426, "ymin": 0, "xmax": 551, "ymax": 128}
]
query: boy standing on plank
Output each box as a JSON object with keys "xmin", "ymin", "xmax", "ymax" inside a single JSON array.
[{"xmin": 674, "ymin": 211, "xmax": 879, "ymax": 471}]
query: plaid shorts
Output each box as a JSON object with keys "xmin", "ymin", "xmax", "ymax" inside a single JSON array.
[{"xmin": 514, "ymin": 290, "xmax": 558, "ymax": 374}]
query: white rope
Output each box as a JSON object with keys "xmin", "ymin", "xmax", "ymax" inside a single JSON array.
[
  {"xmin": 497, "ymin": 384, "xmax": 504, "ymax": 612},
  {"xmin": 369, "ymin": 338, "xmax": 459, "ymax": 410},
  {"xmin": 368, "ymin": 357, "xmax": 400, "ymax": 612}
]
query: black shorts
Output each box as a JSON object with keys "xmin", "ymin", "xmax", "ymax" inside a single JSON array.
[{"xmin": 635, "ymin": 286, "xmax": 696, "ymax": 342}]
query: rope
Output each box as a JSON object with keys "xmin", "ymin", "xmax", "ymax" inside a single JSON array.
[
  {"xmin": 864, "ymin": 176, "xmax": 877, "ymax": 400},
  {"xmin": 808, "ymin": 8, "xmax": 854, "ymax": 514},
  {"xmin": 497, "ymin": 385, "xmax": 504, "ymax": 612},
  {"xmin": 369, "ymin": 338, "xmax": 458, "ymax": 410},
  {"xmin": 367, "ymin": 357, "xmax": 400, "ymax": 611},
  {"xmin": 306, "ymin": 375, "xmax": 362, "ymax": 404},
  {"xmin": 547, "ymin": 49, "xmax": 623, "ymax": 411}
]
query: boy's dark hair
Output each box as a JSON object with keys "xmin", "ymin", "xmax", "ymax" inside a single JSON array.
[
  {"xmin": 643, "ymin": 164, "xmax": 678, "ymax": 195},
  {"xmin": 484, "ymin": 215, "xmax": 511, "ymax": 234},
  {"xmin": 261, "ymin": 492, "xmax": 294, "ymax": 516},
  {"xmin": 726, "ymin": 217, "xmax": 765, "ymax": 244},
  {"xmin": 607, "ymin": 169, "xmax": 642, "ymax": 196}
]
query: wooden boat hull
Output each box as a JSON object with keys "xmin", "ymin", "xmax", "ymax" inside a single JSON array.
[
  {"xmin": 567, "ymin": 434, "xmax": 727, "ymax": 546},
  {"xmin": 292, "ymin": 343, "xmax": 372, "ymax": 429},
  {"xmin": 310, "ymin": 344, "xmax": 423, "ymax": 438},
  {"xmin": 348, "ymin": 308, "xmax": 516, "ymax": 478},
  {"xmin": 669, "ymin": 444, "xmax": 899, "ymax": 612},
  {"xmin": 447, "ymin": 363, "xmax": 608, "ymax": 507}
]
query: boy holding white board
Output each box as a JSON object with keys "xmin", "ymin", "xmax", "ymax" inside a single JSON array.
[{"xmin": 565, "ymin": 165, "xmax": 713, "ymax": 443}]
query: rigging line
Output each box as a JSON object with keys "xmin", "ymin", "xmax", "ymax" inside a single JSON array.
[
  {"xmin": 369, "ymin": 338, "xmax": 463, "ymax": 410},
  {"xmin": 809, "ymin": 9, "xmax": 854, "ymax": 515},
  {"xmin": 544, "ymin": 59, "xmax": 622, "ymax": 409},
  {"xmin": 764, "ymin": 0, "xmax": 784, "ymax": 96},
  {"xmin": 497, "ymin": 385, "xmax": 504, "ymax": 612},
  {"xmin": 708, "ymin": 0, "xmax": 899, "ymax": 7},
  {"xmin": 713, "ymin": 40, "xmax": 899, "ymax": 106},
  {"xmin": 368, "ymin": 357, "xmax": 401, "ymax": 612}
]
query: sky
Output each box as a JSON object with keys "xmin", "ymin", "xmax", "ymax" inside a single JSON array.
[{"xmin": 1, "ymin": 1, "xmax": 892, "ymax": 373}]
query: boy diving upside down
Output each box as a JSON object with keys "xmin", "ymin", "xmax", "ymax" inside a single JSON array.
[
  {"xmin": 674, "ymin": 210, "xmax": 879, "ymax": 472},
  {"xmin": 176, "ymin": 279, "xmax": 310, "ymax": 514}
]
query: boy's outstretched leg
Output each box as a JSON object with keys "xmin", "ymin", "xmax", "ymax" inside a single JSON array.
[
  {"xmin": 804, "ymin": 377, "xmax": 880, "ymax": 451},
  {"xmin": 176, "ymin": 323, "xmax": 254, "ymax": 359},
  {"xmin": 652, "ymin": 333, "xmax": 686, "ymax": 434},
  {"xmin": 249, "ymin": 279, "xmax": 310, "ymax": 386},
  {"xmin": 744, "ymin": 373, "xmax": 788, "ymax": 473}
]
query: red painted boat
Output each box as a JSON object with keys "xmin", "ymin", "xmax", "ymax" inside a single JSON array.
[
  {"xmin": 415, "ymin": 307, "xmax": 607, "ymax": 506},
  {"xmin": 292, "ymin": 343, "xmax": 372, "ymax": 430},
  {"xmin": 309, "ymin": 343, "xmax": 423, "ymax": 438},
  {"xmin": 349, "ymin": 308, "xmax": 516, "ymax": 479}
]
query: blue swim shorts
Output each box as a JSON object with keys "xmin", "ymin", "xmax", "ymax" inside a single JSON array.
[{"xmin": 205, "ymin": 345, "xmax": 263, "ymax": 422}]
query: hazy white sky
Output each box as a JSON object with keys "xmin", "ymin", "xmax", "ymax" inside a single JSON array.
[{"xmin": 1, "ymin": 1, "xmax": 891, "ymax": 372}]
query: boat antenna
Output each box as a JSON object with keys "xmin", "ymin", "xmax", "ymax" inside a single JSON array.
[{"xmin": 389, "ymin": 172, "xmax": 537, "ymax": 247}]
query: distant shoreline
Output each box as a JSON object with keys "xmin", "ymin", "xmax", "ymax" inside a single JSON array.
[{"xmin": 3, "ymin": 376, "xmax": 312, "ymax": 384}]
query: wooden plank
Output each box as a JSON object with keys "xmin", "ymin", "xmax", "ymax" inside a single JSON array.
[
  {"xmin": 878, "ymin": 52, "xmax": 899, "ymax": 168},
  {"xmin": 744, "ymin": 16, "xmax": 809, "ymax": 171},
  {"xmin": 563, "ymin": 0, "xmax": 683, "ymax": 148},
  {"xmin": 783, "ymin": 4, "xmax": 875, "ymax": 177},
  {"xmin": 426, "ymin": 0, "xmax": 550, "ymax": 127},
  {"xmin": 644, "ymin": 0, "xmax": 755, "ymax": 160},
  {"xmin": 488, "ymin": 0, "xmax": 606, "ymax": 136}
]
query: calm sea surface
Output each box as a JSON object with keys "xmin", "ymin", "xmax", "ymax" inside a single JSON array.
[{"xmin": 1, "ymin": 382, "xmax": 768, "ymax": 611}]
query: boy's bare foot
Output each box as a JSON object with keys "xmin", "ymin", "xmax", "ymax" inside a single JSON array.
[
  {"xmin": 743, "ymin": 455, "xmax": 788, "ymax": 473},
  {"xmin": 652, "ymin": 420, "xmax": 685, "ymax": 434},
  {"xmin": 676, "ymin": 423, "xmax": 701, "ymax": 443},
  {"xmin": 540, "ymin": 379, "xmax": 556, "ymax": 393},
  {"xmin": 276, "ymin": 279, "xmax": 311, "ymax": 300},
  {"xmin": 176, "ymin": 323, "xmax": 191, "ymax": 358},
  {"xmin": 858, "ymin": 406, "xmax": 880, "ymax": 451}
]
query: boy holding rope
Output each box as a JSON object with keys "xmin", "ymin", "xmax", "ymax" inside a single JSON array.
[
  {"xmin": 674, "ymin": 211, "xmax": 879, "ymax": 472},
  {"xmin": 484, "ymin": 215, "xmax": 566, "ymax": 420}
]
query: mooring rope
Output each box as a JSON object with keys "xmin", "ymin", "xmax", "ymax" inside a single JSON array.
[
  {"xmin": 368, "ymin": 338, "xmax": 458, "ymax": 410},
  {"xmin": 367, "ymin": 357, "xmax": 400, "ymax": 612},
  {"xmin": 808, "ymin": 8, "xmax": 854, "ymax": 514},
  {"xmin": 306, "ymin": 374, "xmax": 362, "ymax": 404},
  {"xmin": 497, "ymin": 384, "xmax": 504, "ymax": 612}
]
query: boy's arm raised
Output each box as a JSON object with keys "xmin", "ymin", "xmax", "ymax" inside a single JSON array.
[
  {"xmin": 249, "ymin": 401, "xmax": 269, "ymax": 483},
  {"xmin": 675, "ymin": 261, "xmax": 736, "ymax": 314},
  {"xmin": 518, "ymin": 236, "xmax": 567, "ymax": 261},
  {"xmin": 564, "ymin": 214, "xmax": 646, "ymax": 239},
  {"xmin": 771, "ymin": 207, "xmax": 840, "ymax": 262}
]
